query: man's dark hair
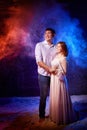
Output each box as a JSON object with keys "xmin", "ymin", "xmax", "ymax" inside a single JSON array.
[{"xmin": 45, "ymin": 28, "xmax": 56, "ymax": 34}]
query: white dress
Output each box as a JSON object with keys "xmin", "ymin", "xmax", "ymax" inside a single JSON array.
[{"xmin": 49, "ymin": 56, "xmax": 76, "ymax": 125}]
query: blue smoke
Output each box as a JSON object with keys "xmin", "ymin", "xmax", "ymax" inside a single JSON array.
[{"xmin": 30, "ymin": 2, "xmax": 87, "ymax": 68}]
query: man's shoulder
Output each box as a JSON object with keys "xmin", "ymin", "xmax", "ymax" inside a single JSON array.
[
  {"xmin": 36, "ymin": 41, "xmax": 45, "ymax": 47},
  {"xmin": 36, "ymin": 41, "xmax": 45, "ymax": 45}
]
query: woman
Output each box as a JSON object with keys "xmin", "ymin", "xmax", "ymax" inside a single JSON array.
[{"xmin": 49, "ymin": 41, "xmax": 76, "ymax": 125}]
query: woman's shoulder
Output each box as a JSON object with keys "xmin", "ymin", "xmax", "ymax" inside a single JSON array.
[
  {"xmin": 61, "ymin": 56, "xmax": 66, "ymax": 60},
  {"xmin": 59, "ymin": 56, "xmax": 67, "ymax": 62}
]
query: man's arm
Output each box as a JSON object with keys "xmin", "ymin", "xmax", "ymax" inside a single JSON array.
[
  {"xmin": 35, "ymin": 43, "xmax": 50, "ymax": 72},
  {"xmin": 37, "ymin": 61, "xmax": 51, "ymax": 73},
  {"xmin": 35, "ymin": 43, "xmax": 55, "ymax": 74}
]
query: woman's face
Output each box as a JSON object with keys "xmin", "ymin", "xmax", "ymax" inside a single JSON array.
[{"xmin": 55, "ymin": 44, "xmax": 63, "ymax": 53}]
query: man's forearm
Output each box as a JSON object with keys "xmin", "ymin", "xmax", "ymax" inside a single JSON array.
[{"xmin": 37, "ymin": 61, "xmax": 50, "ymax": 73}]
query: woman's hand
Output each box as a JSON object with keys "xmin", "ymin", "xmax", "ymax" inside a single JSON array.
[{"xmin": 49, "ymin": 66, "xmax": 58, "ymax": 75}]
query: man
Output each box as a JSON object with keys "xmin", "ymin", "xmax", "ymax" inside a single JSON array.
[{"xmin": 35, "ymin": 28, "xmax": 56, "ymax": 122}]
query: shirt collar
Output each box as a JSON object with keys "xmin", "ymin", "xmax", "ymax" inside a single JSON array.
[{"xmin": 44, "ymin": 40, "xmax": 54, "ymax": 47}]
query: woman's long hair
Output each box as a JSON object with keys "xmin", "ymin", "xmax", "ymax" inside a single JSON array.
[{"xmin": 57, "ymin": 41, "xmax": 68, "ymax": 56}]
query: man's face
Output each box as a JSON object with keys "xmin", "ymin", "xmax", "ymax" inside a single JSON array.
[{"xmin": 44, "ymin": 30, "xmax": 54, "ymax": 41}]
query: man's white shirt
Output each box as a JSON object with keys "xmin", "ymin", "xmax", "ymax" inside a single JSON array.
[{"xmin": 35, "ymin": 40, "xmax": 56, "ymax": 76}]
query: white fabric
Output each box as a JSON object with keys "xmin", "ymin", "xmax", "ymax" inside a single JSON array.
[
  {"xmin": 49, "ymin": 56, "xmax": 76, "ymax": 124},
  {"xmin": 35, "ymin": 40, "xmax": 55, "ymax": 76}
]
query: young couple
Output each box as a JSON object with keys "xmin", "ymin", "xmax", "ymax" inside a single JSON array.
[{"xmin": 35, "ymin": 28, "xmax": 76, "ymax": 125}]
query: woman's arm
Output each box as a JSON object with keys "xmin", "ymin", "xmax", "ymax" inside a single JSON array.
[{"xmin": 60, "ymin": 58, "xmax": 67, "ymax": 75}]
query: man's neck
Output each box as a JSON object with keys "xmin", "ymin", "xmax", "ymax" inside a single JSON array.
[{"xmin": 46, "ymin": 40, "xmax": 52, "ymax": 45}]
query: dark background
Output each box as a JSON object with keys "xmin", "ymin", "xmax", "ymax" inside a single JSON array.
[{"xmin": 0, "ymin": 0, "xmax": 87, "ymax": 96}]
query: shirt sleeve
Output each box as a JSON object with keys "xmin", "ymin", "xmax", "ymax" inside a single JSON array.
[
  {"xmin": 35, "ymin": 43, "xmax": 42, "ymax": 63},
  {"xmin": 59, "ymin": 57, "xmax": 67, "ymax": 75}
]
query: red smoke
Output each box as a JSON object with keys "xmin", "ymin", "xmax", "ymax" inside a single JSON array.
[{"xmin": 0, "ymin": 5, "xmax": 34, "ymax": 59}]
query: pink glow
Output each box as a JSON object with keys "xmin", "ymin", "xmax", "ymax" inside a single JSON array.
[{"xmin": 0, "ymin": 6, "xmax": 35, "ymax": 59}]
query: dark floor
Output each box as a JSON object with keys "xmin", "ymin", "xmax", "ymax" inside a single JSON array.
[{"xmin": 0, "ymin": 95, "xmax": 87, "ymax": 130}]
